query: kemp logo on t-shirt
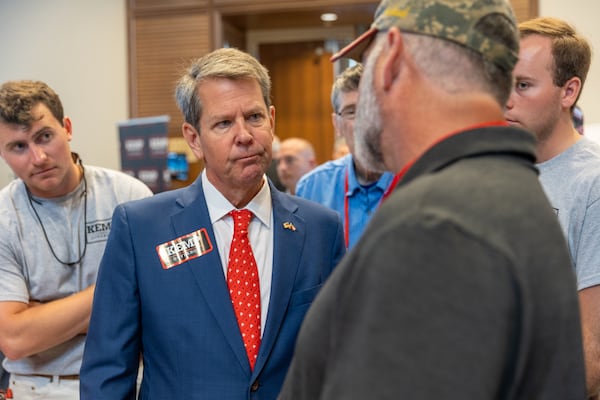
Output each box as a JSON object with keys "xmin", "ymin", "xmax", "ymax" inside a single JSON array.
[{"xmin": 86, "ymin": 219, "xmax": 112, "ymax": 243}]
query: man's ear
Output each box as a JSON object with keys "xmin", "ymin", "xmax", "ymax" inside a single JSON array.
[
  {"xmin": 269, "ymin": 105, "xmax": 276, "ymax": 132},
  {"xmin": 331, "ymin": 112, "xmax": 342, "ymax": 137},
  {"xmin": 382, "ymin": 27, "xmax": 404, "ymax": 91},
  {"xmin": 182, "ymin": 122, "xmax": 203, "ymax": 160},
  {"xmin": 63, "ymin": 116, "xmax": 73, "ymax": 141},
  {"xmin": 562, "ymin": 76, "xmax": 582, "ymax": 110}
]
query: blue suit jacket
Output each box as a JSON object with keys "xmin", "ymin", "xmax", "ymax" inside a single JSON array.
[{"xmin": 80, "ymin": 179, "xmax": 345, "ymax": 399}]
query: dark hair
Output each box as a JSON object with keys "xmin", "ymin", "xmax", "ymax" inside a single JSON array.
[{"xmin": 0, "ymin": 80, "xmax": 64, "ymax": 127}]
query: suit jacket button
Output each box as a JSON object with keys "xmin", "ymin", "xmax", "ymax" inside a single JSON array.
[{"xmin": 251, "ymin": 381, "xmax": 260, "ymax": 392}]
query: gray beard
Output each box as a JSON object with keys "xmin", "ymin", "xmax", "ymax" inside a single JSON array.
[{"xmin": 354, "ymin": 57, "xmax": 387, "ymax": 173}]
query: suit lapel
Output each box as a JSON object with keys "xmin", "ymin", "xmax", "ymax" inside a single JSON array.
[
  {"xmin": 253, "ymin": 188, "xmax": 304, "ymax": 375},
  {"xmin": 170, "ymin": 180, "xmax": 251, "ymax": 374},
  {"xmin": 170, "ymin": 181, "xmax": 307, "ymax": 376}
]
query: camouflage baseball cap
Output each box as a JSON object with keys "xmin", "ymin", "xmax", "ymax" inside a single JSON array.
[{"xmin": 331, "ymin": 0, "xmax": 519, "ymax": 71}]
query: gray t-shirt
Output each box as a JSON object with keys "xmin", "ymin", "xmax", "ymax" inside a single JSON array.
[
  {"xmin": 538, "ymin": 136, "xmax": 600, "ymax": 290},
  {"xmin": 0, "ymin": 165, "xmax": 152, "ymax": 375}
]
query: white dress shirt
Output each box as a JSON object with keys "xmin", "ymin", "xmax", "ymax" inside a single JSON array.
[{"xmin": 201, "ymin": 171, "xmax": 274, "ymax": 335}]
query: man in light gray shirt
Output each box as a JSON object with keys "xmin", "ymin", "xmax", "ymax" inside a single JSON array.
[
  {"xmin": 505, "ymin": 17, "xmax": 600, "ymax": 398},
  {"xmin": 0, "ymin": 80, "xmax": 152, "ymax": 399}
]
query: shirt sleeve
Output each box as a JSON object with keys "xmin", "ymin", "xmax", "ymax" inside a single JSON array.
[
  {"xmin": 0, "ymin": 217, "xmax": 29, "ymax": 303},
  {"xmin": 572, "ymin": 198, "xmax": 600, "ymax": 290}
]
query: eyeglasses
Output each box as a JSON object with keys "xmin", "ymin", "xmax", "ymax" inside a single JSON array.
[{"xmin": 337, "ymin": 107, "xmax": 356, "ymax": 121}]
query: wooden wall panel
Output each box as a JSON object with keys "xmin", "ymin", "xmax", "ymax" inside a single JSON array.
[
  {"xmin": 215, "ymin": 0, "xmax": 536, "ymax": 20},
  {"xmin": 131, "ymin": 13, "xmax": 211, "ymax": 138},
  {"xmin": 511, "ymin": 0, "xmax": 538, "ymax": 22},
  {"xmin": 215, "ymin": 0, "xmax": 377, "ymax": 14},
  {"xmin": 130, "ymin": 0, "xmax": 208, "ymax": 14},
  {"xmin": 261, "ymin": 41, "xmax": 334, "ymax": 164}
]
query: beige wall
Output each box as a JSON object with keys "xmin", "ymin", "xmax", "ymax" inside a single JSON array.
[
  {"xmin": 0, "ymin": 0, "xmax": 128, "ymax": 187},
  {"xmin": 0, "ymin": 0, "xmax": 599, "ymax": 188}
]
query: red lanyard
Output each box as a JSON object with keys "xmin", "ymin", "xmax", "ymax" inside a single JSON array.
[
  {"xmin": 381, "ymin": 173, "xmax": 401, "ymax": 202},
  {"xmin": 344, "ymin": 168, "xmax": 350, "ymax": 248}
]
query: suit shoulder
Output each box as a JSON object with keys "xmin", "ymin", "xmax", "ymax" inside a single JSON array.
[
  {"xmin": 117, "ymin": 186, "xmax": 184, "ymax": 217},
  {"xmin": 288, "ymin": 194, "xmax": 341, "ymax": 221}
]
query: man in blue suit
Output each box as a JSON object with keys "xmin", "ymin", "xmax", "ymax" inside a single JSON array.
[{"xmin": 80, "ymin": 48, "xmax": 345, "ymax": 399}]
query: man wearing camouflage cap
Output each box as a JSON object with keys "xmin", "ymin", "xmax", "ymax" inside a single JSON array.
[{"xmin": 278, "ymin": 0, "xmax": 585, "ymax": 398}]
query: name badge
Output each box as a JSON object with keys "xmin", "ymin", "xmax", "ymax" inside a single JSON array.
[{"xmin": 156, "ymin": 229, "xmax": 213, "ymax": 270}]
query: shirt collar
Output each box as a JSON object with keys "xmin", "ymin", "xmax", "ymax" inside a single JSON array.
[
  {"xmin": 345, "ymin": 155, "xmax": 392, "ymax": 195},
  {"xmin": 202, "ymin": 171, "xmax": 272, "ymax": 228}
]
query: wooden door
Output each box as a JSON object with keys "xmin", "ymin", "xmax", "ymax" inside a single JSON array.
[{"xmin": 260, "ymin": 41, "xmax": 335, "ymax": 165}]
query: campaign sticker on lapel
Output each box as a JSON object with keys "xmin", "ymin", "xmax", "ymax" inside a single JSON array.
[{"xmin": 156, "ymin": 229, "xmax": 213, "ymax": 270}]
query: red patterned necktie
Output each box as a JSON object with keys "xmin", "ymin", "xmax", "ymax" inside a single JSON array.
[{"xmin": 227, "ymin": 209, "xmax": 261, "ymax": 370}]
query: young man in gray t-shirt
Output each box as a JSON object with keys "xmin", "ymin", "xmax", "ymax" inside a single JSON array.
[
  {"xmin": 0, "ymin": 80, "xmax": 152, "ymax": 399},
  {"xmin": 505, "ymin": 17, "xmax": 600, "ymax": 397}
]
